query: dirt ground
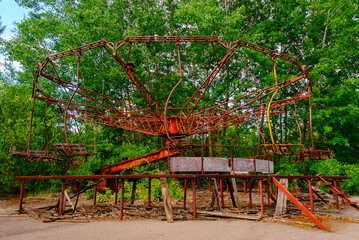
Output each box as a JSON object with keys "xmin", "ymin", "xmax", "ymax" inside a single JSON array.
[{"xmin": 1, "ymin": 193, "xmax": 359, "ymax": 240}]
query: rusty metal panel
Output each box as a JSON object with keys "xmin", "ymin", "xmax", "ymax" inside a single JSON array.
[
  {"xmin": 232, "ymin": 158, "xmax": 274, "ymax": 173},
  {"xmin": 170, "ymin": 157, "xmax": 202, "ymax": 172},
  {"xmin": 170, "ymin": 157, "xmax": 273, "ymax": 173},
  {"xmin": 203, "ymin": 157, "xmax": 230, "ymax": 172}
]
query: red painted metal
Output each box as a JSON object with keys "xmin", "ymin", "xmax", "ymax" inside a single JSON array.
[
  {"xmin": 16, "ymin": 174, "xmax": 351, "ymax": 181},
  {"xmin": 266, "ymin": 180, "xmax": 270, "ymax": 205},
  {"xmin": 59, "ymin": 180, "xmax": 66, "ymax": 216},
  {"xmin": 317, "ymin": 175, "xmax": 359, "ymax": 211},
  {"xmin": 192, "ymin": 178, "xmax": 197, "ymax": 219},
  {"xmin": 120, "ymin": 179, "xmax": 124, "ymax": 220},
  {"xmin": 220, "ymin": 178, "xmax": 224, "ymax": 208},
  {"xmin": 9, "ymin": 34, "xmax": 333, "ymax": 184},
  {"xmin": 259, "ymin": 180, "xmax": 264, "ymax": 215},
  {"xmin": 272, "ymin": 177, "xmax": 329, "ymax": 231},
  {"xmin": 16, "ymin": 174, "xmax": 352, "ymax": 229},
  {"xmin": 19, "ymin": 179, "xmax": 24, "ymax": 212},
  {"xmin": 183, "ymin": 179, "xmax": 187, "ymax": 209},
  {"xmin": 27, "ymin": 36, "xmax": 322, "ymax": 154},
  {"xmin": 148, "ymin": 179, "xmax": 151, "ymax": 207},
  {"xmin": 98, "ymin": 147, "xmax": 185, "ymax": 175}
]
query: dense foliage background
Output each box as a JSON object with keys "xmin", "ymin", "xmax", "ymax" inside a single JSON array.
[{"xmin": 0, "ymin": 0, "xmax": 358, "ymax": 196}]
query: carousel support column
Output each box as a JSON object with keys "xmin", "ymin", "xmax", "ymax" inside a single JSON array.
[
  {"xmin": 266, "ymin": 180, "xmax": 270, "ymax": 205},
  {"xmin": 59, "ymin": 180, "xmax": 66, "ymax": 216},
  {"xmin": 19, "ymin": 179, "xmax": 25, "ymax": 212},
  {"xmin": 259, "ymin": 179, "xmax": 264, "ymax": 215},
  {"xmin": 192, "ymin": 178, "xmax": 197, "ymax": 219},
  {"xmin": 148, "ymin": 178, "xmax": 152, "ymax": 207},
  {"xmin": 120, "ymin": 179, "xmax": 125, "ymax": 220},
  {"xmin": 220, "ymin": 178, "xmax": 224, "ymax": 208},
  {"xmin": 183, "ymin": 179, "xmax": 187, "ymax": 209}
]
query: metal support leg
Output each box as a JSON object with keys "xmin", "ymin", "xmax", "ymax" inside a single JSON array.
[
  {"xmin": 266, "ymin": 180, "xmax": 270, "ymax": 205},
  {"xmin": 148, "ymin": 178, "xmax": 151, "ymax": 207},
  {"xmin": 183, "ymin": 179, "xmax": 187, "ymax": 209},
  {"xmin": 19, "ymin": 179, "xmax": 24, "ymax": 212},
  {"xmin": 259, "ymin": 180, "xmax": 264, "ymax": 215},
  {"xmin": 220, "ymin": 178, "xmax": 224, "ymax": 208},
  {"xmin": 59, "ymin": 180, "xmax": 66, "ymax": 216},
  {"xmin": 120, "ymin": 179, "xmax": 124, "ymax": 220},
  {"xmin": 192, "ymin": 178, "xmax": 196, "ymax": 219},
  {"xmin": 272, "ymin": 177, "xmax": 329, "ymax": 231}
]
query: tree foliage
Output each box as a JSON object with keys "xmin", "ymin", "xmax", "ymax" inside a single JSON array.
[{"xmin": 0, "ymin": 0, "xmax": 358, "ymax": 195}]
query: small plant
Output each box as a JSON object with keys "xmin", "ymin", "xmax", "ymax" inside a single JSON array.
[
  {"xmin": 97, "ymin": 188, "xmax": 113, "ymax": 203},
  {"xmin": 85, "ymin": 182, "xmax": 94, "ymax": 200}
]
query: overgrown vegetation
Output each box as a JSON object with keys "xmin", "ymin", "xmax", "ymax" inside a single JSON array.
[{"xmin": 0, "ymin": 0, "xmax": 358, "ymax": 196}]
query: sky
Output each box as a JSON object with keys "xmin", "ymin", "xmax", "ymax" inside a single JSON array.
[{"xmin": 0, "ymin": 0, "xmax": 30, "ymax": 72}]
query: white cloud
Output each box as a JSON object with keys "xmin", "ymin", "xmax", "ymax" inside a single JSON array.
[
  {"xmin": 0, "ymin": 57, "xmax": 22, "ymax": 73},
  {"xmin": 2, "ymin": 33, "xmax": 14, "ymax": 41}
]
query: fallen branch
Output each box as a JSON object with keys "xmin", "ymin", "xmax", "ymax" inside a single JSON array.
[{"xmin": 197, "ymin": 210, "xmax": 262, "ymax": 221}]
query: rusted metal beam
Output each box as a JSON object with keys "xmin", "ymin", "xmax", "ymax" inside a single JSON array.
[
  {"xmin": 220, "ymin": 178, "xmax": 224, "ymax": 208},
  {"xmin": 183, "ymin": 179, "xmax": 187, "ymax": 209},
  {"xmin": 19, "ymin": 179, "xmax": 24, "ymax": 212},
  {"xmin": 98, "ymin": 148, "xmax": 184, "ymax": 174},
  {"xmin": 259, "ymin": 180, "xmax": 264, "ymax": 215},
  {"xmin": 192, "ymin": 178, "xmax": 197, "ymax": 219},
  {"xmin": 120, "ymin": 179, "xmax": 124, "ymax": 220},
  {"xmin": 148, "ymin": 178, "xmax": 151, "ymax": 207},
  {"xmin": 31, "ymin": 36, "xmax": 314, "ymax": 141},
  {"xmin": 272, "ymin": 177, "xmax": 330, "ymax": 231},
  {"xmin": 59, "ymin": 180, "xmax": 66, "ymax": 216},
  {"xmin": 16, "ymin": 174, "xmax": 351, "ymax": 181}
]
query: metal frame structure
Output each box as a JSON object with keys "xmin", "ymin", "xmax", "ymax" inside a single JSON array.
[
  {"xmin": 14, "ymin": 36, "xmax": 353, "ymax": 231},
  {"xmin": 16, "ymin": 174, "xmax": 355, "ymax": 231},
  {"xmin": 17, "ymin": 35, "xmax": 332, "ymax": 165},
  {"xmin": 31, "ymin": 36, "xmax": 311, "ymax": 138}
]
